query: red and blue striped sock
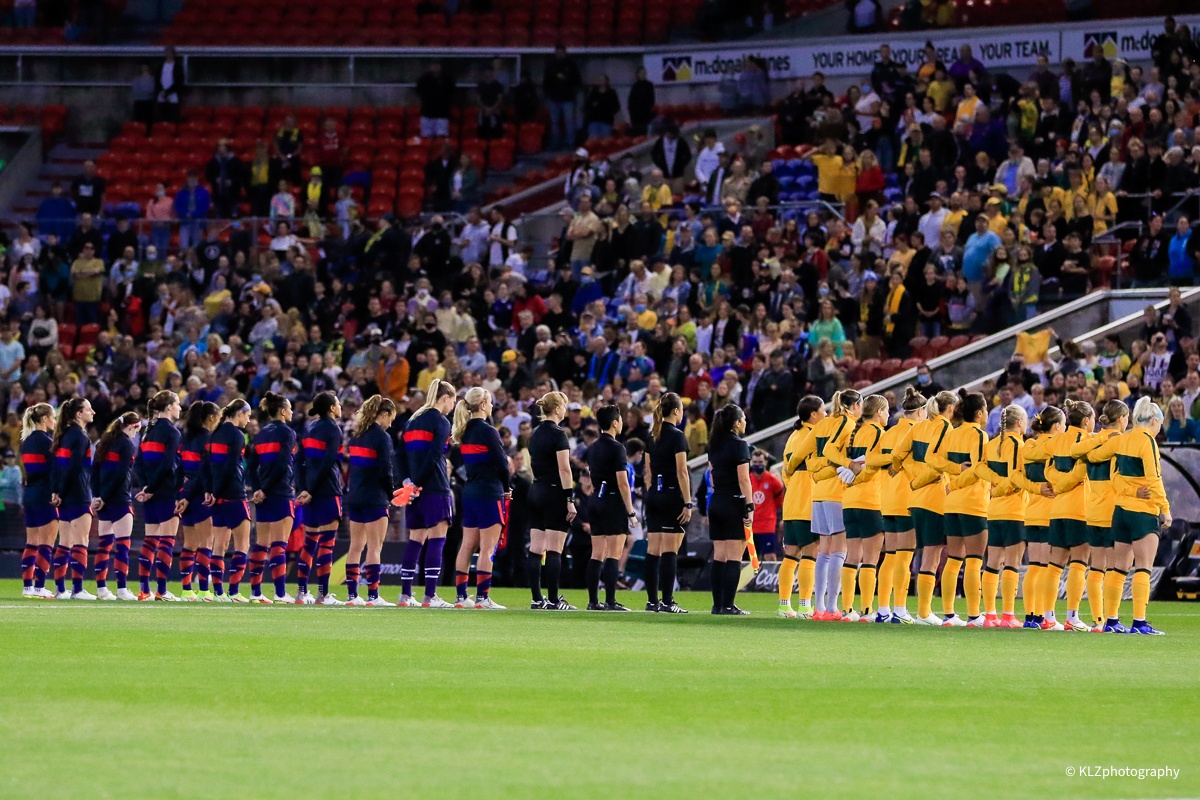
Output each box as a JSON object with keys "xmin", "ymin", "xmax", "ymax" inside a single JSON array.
[
  {"xmin": 211, "ymin": 554, "xmax": 225, "ymax": 595},
  {"xmin": 228, "ymin": 551, "xmax": 247, "ymax": 595},
  {"xmin": 365, "ymin": 563, "xmax": 381, "ymax": 600},
  {"xmin": 247, "ymin": 545, "xmax": 268, "ymax": 596},
  {"xmin": 400, "ymin": 538, "xmax": 422, "ymax": 597},
  {"xmin": 35, "ymin": 545, "xmax": 52, "ymax": 589},
  {"xmin": 455, "ymin": 571, "xmax": 470, "ymax": 600},
  {"xmin": 20, "ymin": 545, "xmax": 36, "ymax": 587},
  {"xmin": 113, "ymin": 538, "xmax": 130, "ymax": 590},
  {"xmin": 137, "ymin": 535, "xmax": 159, "ymax": 593},
  {"xmin": 269, "ymin": 541, "xmax": 287, "ymax": 598},
  {"xmin": 424, "ymin": 538, "xmax": 446, "ymax": 599},
  {"xmin": 179, "ymin": 549, "xmax": 195, "ymax": 591},
  {"xmin": 154, "ymin": 536, "xmax": 176, "ymax": 595},
  {"xmin": 52, "ymin": 544, "xmax": 69, "ymax": 593},
  {"xmin": 296, "ymin": 532, "xmax": 318, "ymax": 593},
  {"xmin": 94, "ymin": 534, "xmax": 114, "ymax": 588},
  {"xmin": 316, "ymin": 531, "xmax": 335, "ymax": 595},
  {"xmin": 69, "ymin": 545, "xmax": 88, "ymax": 594},
  {"xmin": 345, "ymin": 563, "xmax": 360, "ymax": 598},
  {"xmin": 476, "ymin": 571, "xmax": 492, "ymax": 599},
  {"xmin": 196, "ymin": 548, "xmax": 212, "ymax": 591}
]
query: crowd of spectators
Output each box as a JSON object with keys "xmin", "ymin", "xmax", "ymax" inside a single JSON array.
[{"xmin": 3, "ymin": 18, "xmax": 1200, "ymax": 480}]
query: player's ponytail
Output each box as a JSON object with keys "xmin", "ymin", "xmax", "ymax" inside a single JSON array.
[
  {"xmin": 185, "ymin": 400, "xmax": 220, "ymax": 439},
  {"xmin": 451, "ymin": 387, "xmax": 488, "ymax": 444},
  {"xmin": 51, "ymin": 397, "xmax": 86, "ymax": 452},
  {"xmin": 309, "ymin": 391, "xmax": 337, "ymax": 419},
  {"xmin": 21, "ymin": 403, "xmax": 54, "ymax": 441},
  {"xmin": 1097, "ymin": 399, "xmax": 1128, "ymax": 428},
  {"xmin": 354, "ymin": 394, "xmax": 398, "ymax": 439},
  {"xmin": 959, "ymin": 392, "xmax": 988, "ymax": 425},
  {"xmin": 831, "ymin": 389, "xmax": 861, "ymax": 417},
  {"xmin": 93, "ymin": 411, "xmax": 141, "ymax": 470},
  {"xmin": 852, "ymin": 394, "xmax": 888, "ymax": 443},
  {"xmin": 220, "ymin": 398, "xmax": 250, "ymax": 423},
  {"xmin": 413, "ymin": 379, "xmax": 457, "ymax": 420},
  {"xmin": 901, "ymin": 386, "xmax": 926, "ymax": 413},
  {"xmin": 1132, "ymin": 395, "xmax": 1164, "ymax": 426},
  {"xmin": 931, "ymin": 390, "xmax": 958, "ymax": 417},
  {"xmin": 652, "ymin": 392, "xmax": 682, "ymax": 440},
  {"xmin": 146, "ymin": 389, "xmax": 179, "ymax": 420},
  {"xmin": 1063, "ymin": 398, "xmax": 1094, "ymax": 428},
  {"xmin": 258, "ymin": 391, "xmax": 289, "ymax": 421},
  {"xmin": 1000, "ymin": 404, "xmax": 1027, "ymax": 433},
  {"xmin": 535, "ymin": 390, "xmax": 569, "ymax": 421},
  {"xmin": 794, "ymin": 395, "xmax": 824, "ymax": 428}
]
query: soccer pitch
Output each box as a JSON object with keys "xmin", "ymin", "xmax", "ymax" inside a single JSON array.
[{"xmin": 1, "ymin": 581, "xmax": 1196, "ymax": 799}]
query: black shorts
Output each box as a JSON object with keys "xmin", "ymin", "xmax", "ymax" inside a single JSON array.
[
  {"xmin": 708, "ymin": 492, "xmax": 747, "ymax": 542},
  {"xmin": 590, "ymin": 498, "xmax": 630, "ymax": 538},
  {"xmin": 529, "ymin": 481, "xmax": 570, "ymax": 532},
  {"xmin": 645, "ymin": 489, "xmax": 686, "ymax": 534}
]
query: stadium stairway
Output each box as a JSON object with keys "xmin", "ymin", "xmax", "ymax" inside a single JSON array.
[{"xmin": 7, "ymin": 143, "xmax": 108, "ymax": 220}]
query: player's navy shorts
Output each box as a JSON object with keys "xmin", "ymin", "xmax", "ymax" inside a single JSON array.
[
  {"xmin": 406, "ymin": 492, "xmax": 454, "ymax": 530},
  {"xmin": 212, "ymin": 499, "xmax": 251, "ymax": 529},
  {"xmin": 25, "ymin": 505, "xmax": 57, "ymax": 528},
  {"xmin": 346, "ymin": 504, "xmax": 388, "ymax": 524},
  {"xmin": 181, "ymin": 501, "xmax": 211, "ymax": 527},
  {"xmin": 462, "ymin": 496, "xmax": 505, "ymax": 529},
  {"xmin": 97, "ymin": 503, "xmax": 133, "ymax": 523},
  {"xmin": 305, "ymin": 496, "xmax": 342, "ymax": 528},
  {"xmin": 142, "ymin": 499, "xmax": 177, "ymax": 525},
  {"xmin": 256, "ymin": 497, "xmax": 296, "ymax": 524},
  {"xmin": 58, "ymin": 504, "xmax": 93, "ymax": 523}
]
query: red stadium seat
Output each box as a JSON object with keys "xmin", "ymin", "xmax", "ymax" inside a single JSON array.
[
  {"xmin": 947, "ymin": 335, "xmax": 970, "ymax": 352},
  {"xmin": 57, "ymin": 323, "xmax": 77, "ymax": 347},
  {"xmin": 77, "ymin": 323, "xmax": 100, "ymax": 346},
  {"xmin": 72, "ymin": 344, "xmax": 91, "ymax": 363},
  {"xmin": 928, "ymin": 336, "xmax": 950, "ymax": 356}
]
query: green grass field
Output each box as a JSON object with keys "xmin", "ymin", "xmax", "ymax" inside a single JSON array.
[{"xmin": 1, "ymin": 579, "xmax": 1197, "ymax": 799}]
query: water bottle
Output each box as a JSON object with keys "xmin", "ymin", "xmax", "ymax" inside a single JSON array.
[
  {"xmin": 598, "ymin": 480, "xmax": 607, "ymax": 499},
  {"xmin": 656, "ymin": 474, "xmax": 663, "ymax": 492}
]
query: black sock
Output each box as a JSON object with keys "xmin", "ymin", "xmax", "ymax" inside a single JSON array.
[
  {"xmin": 528, "ymin": 551, "xmax": 544, "ymax": 602},
  {"xmin": 725, "ymin": 560, "xmax": 742, "ymax": 608},
  {"xmin": 545, "ymin": 551, "xmax": 562, "ymax": 603},
  {"xmin": 586, "ymin": 559, "xmax": 602, "ymax": 605},
  {"xmin": 644, "ymin": 553, "xmax": 660, "ymax": 604},
  {"xmin": 712, "ymin": 559, "xmax": 726, "ymax": 609},
  {"xmin": 603, "ymin": 558, "xmax": 619, "ymax": 605},
  {"xmin": 660, "ymin": 551, "xmax": 677, "ymax": 605}
]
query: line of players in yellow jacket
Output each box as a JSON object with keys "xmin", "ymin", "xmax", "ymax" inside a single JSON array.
[{"xmin": 775, "ymin": 385, "xmax": 1170, "ymax": 635}]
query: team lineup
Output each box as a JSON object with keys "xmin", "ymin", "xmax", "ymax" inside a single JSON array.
[{"xmin": 15, "ymin": 379, "xmax": 1171, "ymax": 632}]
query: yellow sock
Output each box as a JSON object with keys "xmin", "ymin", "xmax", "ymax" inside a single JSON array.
[
  {"xmin": 797, "ymin": 557, "xmax": 816, "ymax": 606},
  {"xmin": 1000, "ymin": 567, "xmax": 1019, "ymax": 615},
  {"xmin": 964, "ymin": 556, "xmax": 983, "ymax": 618},
  {"xmin": 1086, "ymin": 568, "xmax": 1104, "ymax": 625},
  {"xmin": 894, "ymin": 550, "xmax": 915, "ymax": 609},
  {"xmin": 1066, "ymin": 561, "xmax": 1087, "ymax": 617},
  {"xmin": 840, "ymin": 565, "xmax": 858, "ymax": 613},
  {"xmin": 876, "ymin": 552, "xmax": 896, "ymax": 610},
  {"xmin": 1023, "ymin": 564, "xmax": 1042, "ymax": 616},
  {"xmin": 982, "ymin": 568, "xmax": 1000, "ymax": 615},
  {"xmin": 1104, "ymin": 569, "xmax": 1125, "ymax": 621},
  {"xmin": 917, "ymin": 572, "xmax": 936, "ymax": 619},
  {"xmin": 858, "ymin": 566, "xmax": 877, "ymax": 614},
  {"xmin": 778, "ymin": 556, "xmax": 798, "ymax": 604},
  {"xmin": 1132, "ymin": 569, "xmax": 1150, "ymax": 621},
  {"xmin": 941, "ymin": 557, "xmax": 963, "ymax": 616},
  {"xmin": 1042, "ymin": 563, "xmax": 1064, "ymax": 618}
]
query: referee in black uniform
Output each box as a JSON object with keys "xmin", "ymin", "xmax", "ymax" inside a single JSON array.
[
  {"xmin": 585, "ymin": 404, "xmax": 636, "ymax": 611},
  {"xmin": 643, "ymin": 392, "xmax": 692, "ymax": 613},
  {"xmin": 707, "ymin": 404, "xmax": 754, "ymax": 615},
  {"xmin": 526, "ymin": 391, "xmax": 578, "ymax": 611}
]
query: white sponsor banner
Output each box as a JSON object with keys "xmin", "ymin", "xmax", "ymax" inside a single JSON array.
[
  {"xmin": 647, "ymin": 31, "xmax": 1057, "ymax": 84},
  {"xmin": 644, "ymin": 14, "xmax": 1200, "ymax": 85},
  {"xmin": 1060, "ymin": 15, "xmax": 1200, "ymax": 62}
]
